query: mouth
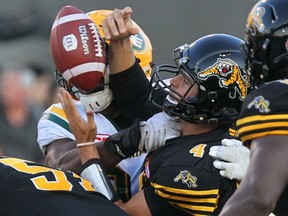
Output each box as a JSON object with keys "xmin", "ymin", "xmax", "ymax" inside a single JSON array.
[{"xmin": 166, "ymin": 95, "xmax": 178, "ymax": 105}]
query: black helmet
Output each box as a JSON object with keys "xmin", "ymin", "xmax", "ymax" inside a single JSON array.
[
  {"xmin": 150, "ymin": 34, "xmax": 250, "ymax": 124},
  {"xmin": 244, "ymin": 0, "xmax": 288, "ymax": 87}
]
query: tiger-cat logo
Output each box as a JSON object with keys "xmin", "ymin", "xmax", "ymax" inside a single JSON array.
[
  {"xmin": 247, "ymin": 95, "xmax": 271, "ymax": 113},
  {"xmin": 174, "ymin": 170, "xmax": 198, "ymax": 188},
  {"xmin": 253, "ymin": 6, "xmax": 266, "ymax": 33},
  {"xmin": 198, "ymin": 58, "xmax": 250, "ymax": 101}
]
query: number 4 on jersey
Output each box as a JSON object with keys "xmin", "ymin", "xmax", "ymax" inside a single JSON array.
[{"xmin": 189, "ymin": 144, "xmax": 207, "ymax": 158}]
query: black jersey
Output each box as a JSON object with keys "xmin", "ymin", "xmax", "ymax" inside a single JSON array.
[
  {"xmin": 0, "ymin": 157, "xmax": 127, "ymax": 216},
  {"xmin": 237, "ymin": 79, "xmax": 288, "ymax": 144},
  {"xmin": 236, "ymin": 79, "xmax": 288, "ymax": 215},
  {"xmin": 142, "ymin": 126, "xmax": 238, "ymax": 216}
]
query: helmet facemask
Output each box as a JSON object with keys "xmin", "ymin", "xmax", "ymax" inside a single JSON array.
[
  {"xmin": 54, "ymin": 69, "xmax": 80, "ymax": 99},
  {"xmin": 149, "ymin": 64, "xmax": 198, "ymax": 122},
  {"xmin": 54, "ymin": 67, "xmax": 112, "ymax": 112},
  {"xmin": 78, "ymin": 68, "xmax": 112, "ymax": 112}
]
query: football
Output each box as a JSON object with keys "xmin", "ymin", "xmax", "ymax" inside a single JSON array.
[{"xmin": 50, "ymin": 5, "xmax": 106, "ymax": 93}]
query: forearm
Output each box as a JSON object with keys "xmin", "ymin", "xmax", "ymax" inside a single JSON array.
[
  {"xmin": 62, "ymin": 142, "xmax": 123, "ymax": 171},
  {"xmin": 56, "ymin": 148, "xmax": 82, "ymax": 174},
  {"xmin": 97, "ymin": 141, "xmax": 123, "ymax": 167},
  {"xmin": 46, "ymin": 139, "xmax": 123, "ymax": 174},
  {"xmin": 109, "ymin": 39, "xmax": 135, "ymax": 74},
  {"xmin": 77, "ymin": 143, "xmax": 100, "ymax": 164},
  {"xmin": 110, "ymin": 62, "xmax": 161, "ymax": 121},
  {"xmin": 45, "ymin": 139, "xmax": 82, "ymax": 174},
  {"xmin": 219, "ymin": 186, "xmax": 271, "ymax": 216},
  {"xmin": 78, "ymin": 144, "xmax": 121, "ymax": 202}
]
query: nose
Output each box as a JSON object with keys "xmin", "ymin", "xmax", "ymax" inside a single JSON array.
[{"xmin": 170, "ymin": 74, "xmax": 181, "ymax": 87}]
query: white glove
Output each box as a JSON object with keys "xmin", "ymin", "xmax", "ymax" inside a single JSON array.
[
  {"xmin": 209, "ymin": 138, "xmax": 250, "ymax": 181},
  {"xmin": 138, "ymin": 112, "xmax": 181, "ymax": 152}
]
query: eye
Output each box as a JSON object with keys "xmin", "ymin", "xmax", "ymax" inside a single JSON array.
[
  {"xmin": 183, "ymin": 77, "xmax": 191, "ymax": 87},
  {"xmin": 181, "ymin": 69, "xmax": 195, "ymax": 85}
]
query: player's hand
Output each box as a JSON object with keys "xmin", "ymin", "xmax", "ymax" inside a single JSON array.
[
  {"xmin": 209, "ymin": 138, "xmax": 250, "ymax": 181},
  {"xmin": 138, "ymin": 112, "xmax": 181, "ymax": 152},
  {"xmin": 58, "ymin": 87, "xmax": 99, "ymax": 163},
  {"xmin": 102, "ymin": 7, "xmax": 139, "ymax": 41},
  {"xmin": 58, "ymin": 87, "xmax": 96, "ymax": 143}
]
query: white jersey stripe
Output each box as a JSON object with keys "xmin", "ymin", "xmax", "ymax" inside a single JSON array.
[
  {"xmin": 62, "ymin": 62, "xmax": 105, "ymax": 80},
  {"xmin": 52, "ymin": 14, "xmax": 90, "ymax": 30}
]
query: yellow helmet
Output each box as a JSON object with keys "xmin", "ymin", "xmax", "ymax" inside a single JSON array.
[{"xmin": 87, "ymin": 10, "xmax": 153, "ymax": 78}]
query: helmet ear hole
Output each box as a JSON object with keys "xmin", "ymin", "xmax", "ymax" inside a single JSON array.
[{"xmin": 207, "ymin": 91, "xmax": 218, "ymax": 100}]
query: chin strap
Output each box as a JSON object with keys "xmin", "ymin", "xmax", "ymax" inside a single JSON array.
[{"xmin": 207, "ymin": 108, "xmax": 239, "ymax": 125}]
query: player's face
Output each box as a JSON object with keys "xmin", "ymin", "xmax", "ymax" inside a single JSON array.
[{"xmin": 169, "ymin": 73, "xmax": 198, "ymax": 101}]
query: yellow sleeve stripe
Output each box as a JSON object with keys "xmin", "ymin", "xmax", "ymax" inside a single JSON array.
[
  {"xmin": 151, "ymin": 182, "xmax": 219, "ymax": 196},
  {"xmin": 47, "ymin": 105, "xmax": 68, "ymax": 121},
  {"xmin": 170, "ymin": 201, "xmax": 216, "ymax": 213},
  {"xmin": 237, "ymin": 114, "xmax": 288, "ymax": 126},
  {"xmin": 241, "ymin": 130, "xmax": 288, "ymax": 143},
  {"xmin": 229, "ymin": 128, "xmax": 238, "ymax": 137},
  {"xmin": 238, "ymin": 121, "xmax": 288, "ymax": 134},
  {"xmin": 156, "ymin": 189, "xmax": 218, "ymax": 203},
  {"xmin": 151, "ymin": 182, "xmax": 219, "ymax": 213},
  {"xmin": 151, "ymin": 182, "xmax": 219, "ymax": 214},
  {"xmin": 41, "ymin": 113, "xmax": 71, "ymax": 133}
]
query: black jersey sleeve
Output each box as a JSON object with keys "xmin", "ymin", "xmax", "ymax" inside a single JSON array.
[
  {"xmin": 237, "ymin": 80, "xmax": 288, "ymax": 145},
  {"xmin": 109, "ymin": 61, "xmax": 162, "ymax": 123}
]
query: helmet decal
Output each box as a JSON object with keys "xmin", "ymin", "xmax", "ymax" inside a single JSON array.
[
  {"xmin": 253, "ymin": 7, "xmax": 266, "ymax": 33},
  {"xmin": 198, "ymin": 58, "xmax": 250, "ymax": 101},
  {"xmin": 247, "ymin": 96, "xmax": 271, "ymax": 113},
  {"xmin": 130, "ymin": 33, "xmax": 146, "ymax": 53}
]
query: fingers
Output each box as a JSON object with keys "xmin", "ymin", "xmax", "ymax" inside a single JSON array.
[
  {"xmin": 231, "ymin": 139, "xmax": 243, "ymax": 146},
  {"xmin": 103, "ymin": 10, "xmax": 120, "ymax": 39},
  {"xmin": 58, "ymin": 87, "xmax": 81, "ymax": 123},
  {"xmin": 213, "ymin": 160, "xmax": 235, "ymax": 180},
  {"xmin": 221, "ymin": 138, "xmax": 234, "ymax": 146},
  {"xmin": 209, "ymin": 146, "xmax": 224, "ymax": 159},
  {"xmin": 57, "ymin": 88, "xmax": 96, "ymax": 143},
  {"xmin": 102, "ymin": 7, "xmax": 139, "ymax": 40},
  {"xmin": 221, "ymin": 138, "xmax": 243, "ymax": 146},
  {"xmin": 213, "ymin": 160, "xmax": 227, "ymax": 170},
  {"xmin": 122, "ymin": 7, "xmax": 133, "ymax": 17},
  {"xmin": 86, "ymin": 110, "xmax": 97, "ymax": 136},
  {"xmin": 115, "ymin": 7, "xmax": 132, "ymax": 34}
]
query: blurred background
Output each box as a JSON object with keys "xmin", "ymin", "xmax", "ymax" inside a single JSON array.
[
  {"xmin": 0, "ymin": 0, "xmax": 258, "ymax": 163},
  {"xmin": 0, "ymin": 0, "xmax": 258, "ymax": 71}
]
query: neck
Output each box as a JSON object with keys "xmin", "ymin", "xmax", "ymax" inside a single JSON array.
[{"xmin": 180, "ymin": 119, "xmax": 219, "ymax": 136}]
